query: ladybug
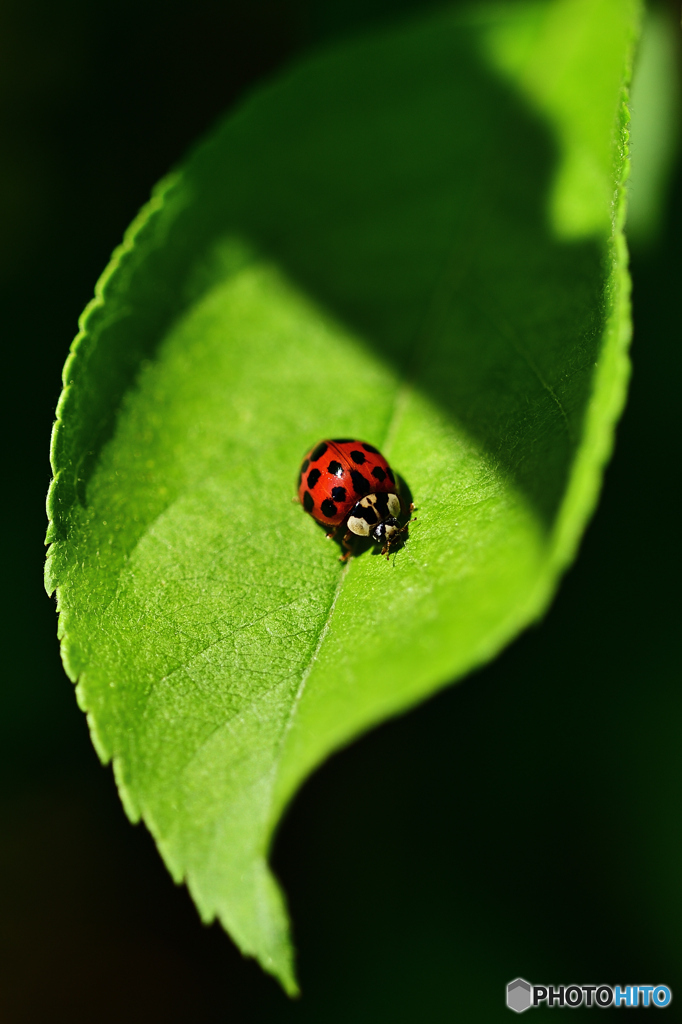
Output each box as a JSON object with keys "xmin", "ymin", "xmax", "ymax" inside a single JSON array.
[{"xmin": 296, "ymin": 439, "xmax": 414, "ymax": 561}]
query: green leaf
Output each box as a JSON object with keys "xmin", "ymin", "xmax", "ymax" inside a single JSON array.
[
  {"xmin": 627, "ymin": 3, "xmax": 681, "ymax": 246},
  {"xmin": 45, "ymin": 0, "xmax": 640, "ymax": 993}
]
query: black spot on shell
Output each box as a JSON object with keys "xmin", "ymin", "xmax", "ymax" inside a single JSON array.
[
  {"xmin": 303, "ymin": 491, "xmax": 314, "ymax": 513},
  {"xmin": 350, "ymin": 450, "xmax": 366, "ymax": 464},
  {"xmin": 371, "ymin": 466, "xmax": 386, "ymax": 481},
  {"xmin": 321, "ymin": 499, "xmax": 337, "ymax": 518},
  {"xmin": 307, "ymin": 468, "xmax": 321, "ymax": 488},
  {"xmin": 362, "ymin": 443, "xmax": 379, "ymax": 454},
  {"xmin": 331, "ymin": 486, "xmax": 347, "ymax": 502},
  {"xmin": 386, "ymin": 466, "xmax": 395, "ymax": 484},
  {"xmin": 311, "ymin": 442, "xmax": 328, "ymax": 462},
  {"xmin": 327, "ymin": 460, "xmax": 343, "ymax": 477},
  {"xmin": 350, "ymin": 470, "xmax": 370, "ymax": 495},
  {"xmin": 300, "ymin": 458, "xmax": 310, "ymax": 474}
]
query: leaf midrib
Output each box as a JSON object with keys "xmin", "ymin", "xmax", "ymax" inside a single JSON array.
[
  {"xmin": 264, "ymin": 560, "xmax": 351, "ymax": 834},
  {"xmin": 261, "ymin": 249, "xmax": 449, "ymax": 835}
]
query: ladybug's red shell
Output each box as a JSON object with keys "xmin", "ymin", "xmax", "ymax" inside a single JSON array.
[{"xmin": 297, "ymin": 439, "xmax": 397, "ymax": 527}]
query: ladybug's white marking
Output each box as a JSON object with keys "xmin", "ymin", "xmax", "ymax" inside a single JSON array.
[
  {"xmin": 347, "ymin": 514, "xmax": 371, "ymax": 537},
  {"xmin": 386, "ymin": 494, "xmax": 401, "ymax": 518}
]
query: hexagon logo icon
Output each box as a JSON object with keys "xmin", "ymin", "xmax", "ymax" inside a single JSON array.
[{"xmin": 507, "ymin": 978, "xmax": 532, "ymax": 1013}]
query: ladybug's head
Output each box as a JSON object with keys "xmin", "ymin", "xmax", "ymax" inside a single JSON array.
[{"xmin": 370, "ymin": 517, "xmax": 400, "ymax": 546}]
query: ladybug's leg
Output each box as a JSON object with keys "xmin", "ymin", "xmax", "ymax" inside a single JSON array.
[
  {"xmin": 339, "ymin": 530, "xmax": 354, "ymax": 563},
  {"xmin": 325, "ymin": 523, "xmax": 345, "ymax": 540},
  {"xmin": 385, "ymin": 507, "xmax": 418, "ymax": 559},
  {"xmin": 395, "ymin": 520, "xmax": 414, "ymax": 542},
  {"xmin": 401, "ymin": 504, "xmax": 417, "ymax": 529}
]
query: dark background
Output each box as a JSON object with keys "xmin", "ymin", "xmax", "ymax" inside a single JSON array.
[{"xmin": 1, "ymin": 0, "xmax": 680, "ymax": 1020}]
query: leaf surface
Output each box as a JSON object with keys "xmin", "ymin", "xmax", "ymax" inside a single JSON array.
[{"xmin": 46, "ymin": 0, "xmax": 640, "ymax": 991}]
